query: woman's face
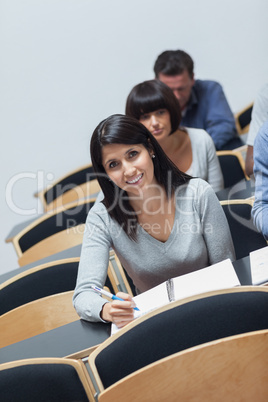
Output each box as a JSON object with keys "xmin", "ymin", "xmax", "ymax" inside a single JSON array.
[
  {"xmin": 139, "ymin": 109, "xmax": 172, "ymax": 144},
  {"xmin": 102, "ymin": 143, "xmax": 157, "ymax": 197}
]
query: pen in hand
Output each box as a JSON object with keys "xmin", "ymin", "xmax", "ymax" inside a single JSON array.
[{"xmin": 91, "ymin": 285, "xmax": 140, "ymax": 311}]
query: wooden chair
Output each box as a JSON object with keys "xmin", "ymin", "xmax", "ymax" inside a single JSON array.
[
  {"xmin": 88, "ymin": 286, "xmax": 268, "ymax": 396},
  {"xmin": 232, "ymin": 143, "xmax": 248, "ymax": 161},
  {"xmin": 0, "ymin": 258, "xmax": 80, "ymax": 315},
  {"xmin": 220, "ymin": 199, "xmax": 267, "ymax": 260},
  {"xmin": 0, "ymin": 291, "xmax": 80, "ymax": 348},
  {"xmin": 98, "ymin": 329, "xmax": 268, "ymax": 402},
  {"xmin": 0, "ymin": 357, "xmax": 94, "ymax": 401},
  {"xmin": 6, "ymin": 198, "xmax": 96, "ymax": 266},
  {"xmin": 35, "ymin": 163, "xmax": 100, "ymax": 212},
  {"xmin": 0, "ymin": 249, "xmax": 133, "ymax": 316},
  {"xmin": 216, "ymin": 150, "xmax": 249, "ymax": 188},
  {"xmin": 234, "ymin": 102, "xmax": 253, "ymax": 135}
]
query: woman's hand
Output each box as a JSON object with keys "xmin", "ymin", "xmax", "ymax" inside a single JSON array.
[{"xmin": 101, "ymin": 292, "xmax": 137, "ymax": 328}]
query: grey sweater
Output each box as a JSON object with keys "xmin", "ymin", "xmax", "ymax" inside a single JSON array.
[
  {"xmin": 73, "ymin": 178, "xmax": 235, "ymax": 322},
  {"xmin": 186, "ymin": 127, "xmax": 223, "ymax": 192}
]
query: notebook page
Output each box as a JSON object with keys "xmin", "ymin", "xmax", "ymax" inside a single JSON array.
[
  {"xmin": 250, "ymin": 246, "xmax": 268, "ymax": 285},
  {"xmin": 133, "ymin": 281, "xmax": 169, "ymax": 312},
  {"xmin": 172, "ymin": 258, "xmax": 240, "ymax": 300}
]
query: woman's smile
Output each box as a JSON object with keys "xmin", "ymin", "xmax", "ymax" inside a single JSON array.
[{"xmin": 126, "ymin": 173, "xmax": 144, "ymax": 184}]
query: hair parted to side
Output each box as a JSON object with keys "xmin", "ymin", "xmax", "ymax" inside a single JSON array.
[
  {"xmin": 125, "ymin": 80, "xmax": 181, "ymax": 134},
  {"xmin": 154, "ymin": 50, "xmax": 194, "ymax": 78},
  {"xmin": 90, "ymin": 114, "xmax": 191, "ymax": 240}
]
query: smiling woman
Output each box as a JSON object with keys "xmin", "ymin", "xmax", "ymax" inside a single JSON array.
[{"xmin": 73, "ymin": 114, "xmax": 235, "ymax": 328}]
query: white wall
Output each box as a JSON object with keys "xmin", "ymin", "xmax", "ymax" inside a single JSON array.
[{"xmin": 1, "ymin": 0, "xmax": 268, "ymax": 275}]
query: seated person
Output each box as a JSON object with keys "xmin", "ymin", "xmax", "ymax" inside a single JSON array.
[
  {"xmin": 252, "ymin": 120, "xmax": 268, "ymax": 239},
  {"xmin": 125, "ymin": 79, "xmax": 223, "ymax": 192},
  {"xmin": 154, "ymin": 49, "xmax": 243, "ymax": 151},
  {"xmin": 245, "ymin": 83, "xmax": 268, "ymax": 177},
  {"xmin": 73, "ymin": 114, "xmax": 235, "ymax": 327}
]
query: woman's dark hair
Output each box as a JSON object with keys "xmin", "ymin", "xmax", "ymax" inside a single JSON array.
[
  {"xmin": 125, "ymin": 80, "xmax": 181, "ymax": 134},
  {"xmin": 90, "ymin": 114, "xmax": 190, "ymax": 240}
]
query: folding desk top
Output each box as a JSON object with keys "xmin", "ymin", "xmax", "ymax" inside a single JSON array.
[{"xmin": 0, "ymin": 318, "xmax": 111, "ymax": 364}]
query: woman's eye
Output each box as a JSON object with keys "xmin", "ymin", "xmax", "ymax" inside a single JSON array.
[
  {"xmin": 109, "ymin": 161, "xmax": 118, "ymax": 169},
  {"xmin": 129, "ymin": 151, "xmax": 138, "ymax": 158},
  {"xmin": 157, "ymin": 109, "xmax": 165, "ymax": 115},
  {"xmin": 140, "ymin": 114, "xmax": 149, "ymax": 121}
]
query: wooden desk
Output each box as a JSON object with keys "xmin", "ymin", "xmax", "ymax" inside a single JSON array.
[{"xmin": 0, "ymin": 319, "xmax": 110, "ymax": 364}]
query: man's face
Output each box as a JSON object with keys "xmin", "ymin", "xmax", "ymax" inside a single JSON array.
[{"xmin": 157, "ymin": 70, "xmax": 195, "ymax": 110}]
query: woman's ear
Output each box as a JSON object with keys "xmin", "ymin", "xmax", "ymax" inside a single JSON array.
[
  {"xmin": 148, "ymin": 147, "xmax": 155, "ymax": 159},
  {"xmin": 147, "ymin": 139, "xmax": 155, "ymax": 158}
]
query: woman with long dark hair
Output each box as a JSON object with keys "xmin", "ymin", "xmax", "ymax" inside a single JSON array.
[
  {"xmin": 73, "ymin": 114, "xmax": 234, "ymax": 327},
  {"xmin": 126, "ymin": 79, "xmax": 223, "ymax": 192}
]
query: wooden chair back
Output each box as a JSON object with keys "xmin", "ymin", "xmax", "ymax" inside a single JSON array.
[
  {"xmin": 98, "ymin": 329, "xmax": 268, "ymax": 402},
  {"xmin": 216, "ymin": 150, "xmax": 249, "ymax": 188},
  {"xmin": 35, "ymin": 163, "xmax": 100, "ymax": 212},
  {"xmin": 0, "ymin": 291, "xmax": 79, "ymax": 348},
  {"xmin": 220, "ymin": 199, "xmax": 267, "ymax": 259},
  {"xmin": 0, "ymin": 258, "xmax": 80, "ymax": 315},
  {"xmin": 0, "ymin": 357, "xmax": 94, "ymax": 401},
  {"xmin": 234, "ymin": 102, "xmax": 253, "ymax": 135},
  {"xmin": 0, "ymin": 249, "xmax": 133, "ymax": 315},
  {"xmin": 7, "ymin": 198, "xmax": 95, "ymax": 266},
  {"xmin": 18, "ymin": 224, "xmax": 85, "ymax": 266}
]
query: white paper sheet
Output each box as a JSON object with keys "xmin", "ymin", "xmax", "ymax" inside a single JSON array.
[
  {"xmin": 250, "ymin": 246, "xmax": 268, "ymax": 285},
  {"xmin": 172, "ymin": 258, "xmax": 240, "ymax": 300}
]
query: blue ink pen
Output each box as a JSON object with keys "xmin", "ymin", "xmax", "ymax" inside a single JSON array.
[{"xmin": 91, "ymin": 285, "xmax": 140, "ymax": 311}]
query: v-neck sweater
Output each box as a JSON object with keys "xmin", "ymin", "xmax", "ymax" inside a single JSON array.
[{"xmin": 73, "ymin": 178, "xmax": 235, "ymax": 322}]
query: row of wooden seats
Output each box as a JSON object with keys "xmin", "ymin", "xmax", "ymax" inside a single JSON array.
[
  {"xmin": 1, "ymin": 330, "xmax": 267, "ymax": 401},
  {"xmin": 1, "ymin": 286, "xmax": 267, "ymax": 401}
]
